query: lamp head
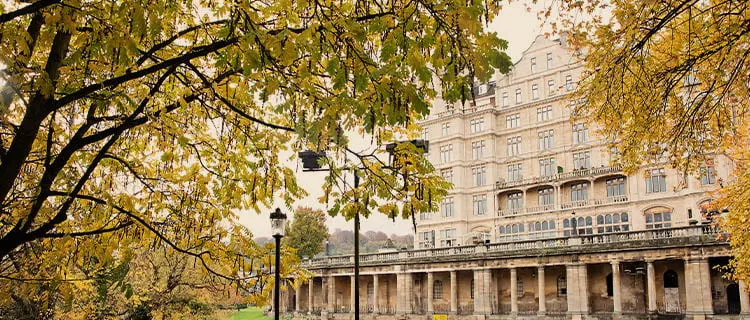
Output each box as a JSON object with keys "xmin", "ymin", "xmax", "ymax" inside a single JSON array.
[{"xmin": 270, "ymin": 208, "xmax": 287, "ymax": 237}]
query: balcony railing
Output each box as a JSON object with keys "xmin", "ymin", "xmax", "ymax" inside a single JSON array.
[
  {"xmin": 497, "ymin": 195, "xmax": 629, "ymax": 216},
  {"xmin": 302, "ymin": 225, "xmax": 723, "ymax": 268},
  {"xmin": 495, "ymin": 165, "xmax": 623, "ymax": 190}
]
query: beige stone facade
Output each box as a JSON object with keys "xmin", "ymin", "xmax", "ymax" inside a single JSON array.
[{"xmin": 281, "ymin": 35, "xmax": 745, "ymax": 320}]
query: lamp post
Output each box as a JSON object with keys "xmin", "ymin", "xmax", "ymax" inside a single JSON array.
[
  {"xmin": 571, "ymin": 211, "xmax": 577, "ymax": 236},
  {"xmin": 298, "ymin": 140, "xmax": 428, "ymax": 320},
  {"xmin": 270, "ymin": 208, "xmax": 287, "ymax": 320}
]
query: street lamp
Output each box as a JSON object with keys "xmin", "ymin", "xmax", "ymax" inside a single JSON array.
[
  {"xmin": 571, "ymin": 211, "xmax": 577, "ymax": 236},
  {"xmin": 298, "ymin": 139, "xmax": 428, "ymax": 320},
  {"xmin": 270, "ymin": 208, "xmax": 287, "ymax": 320}
]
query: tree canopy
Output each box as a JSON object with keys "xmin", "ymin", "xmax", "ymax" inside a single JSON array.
[
  {"xmin": 0, "ymin": 0, "xmax": 511, "ymax": 317},
  {"xmin": 555, "ymin": 0, "xmax": 748, "ymax": 279},
  {"xmin": 283, "ymin": 206, "xmax": 329, "ymax": 258}
]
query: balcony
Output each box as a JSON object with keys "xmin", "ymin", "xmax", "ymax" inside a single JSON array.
[
  {"xmin": 495, "ymin": 165, "xmax": 623, "ymax": 190},
  {"xmin": 497, "ymin": 195, "xmax": 629, "ymax": 217},
  {"xmin": 302, "ymin": 225, "xmax": 724, "ymax": 269}
]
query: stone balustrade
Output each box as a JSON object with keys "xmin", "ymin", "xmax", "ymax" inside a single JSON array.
[
  {"xmin": 497, "ymin": 195, "xmax": 630, "ymax": 217},
  {"xmin": 495, "ymin": 165, "xmax": 623, "ymax": 190},
  {"xmin": 302, "ymin": 225, "xmax": 722, "ymax": 269}
]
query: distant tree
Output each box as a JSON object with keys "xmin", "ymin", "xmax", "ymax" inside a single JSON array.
[
  {"xmin": 284, "ymin": 207, "xmax": 329, "ymax": 258},
  {"xmin": 554, "ymin": 0, "xmax": 749, "ymax": 280}
]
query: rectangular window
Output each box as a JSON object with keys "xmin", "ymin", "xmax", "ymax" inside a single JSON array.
[
  {"xmin": 532, "ymin": 84, "xmax": 539, "ymax": 100},
  {"xmin": 439, "ymin": 228, "xmax": 457, "ymax": 247},
  {"xmin": 470, "ymin": 118, "xmax": 484, "ymax": 133},
  {"xmin": 508, "ymin": 163, "xmax": 523, "ymax": 182},
  {"xmin": 441, "ymin": 122, "xmax": 450, "ymax": 136},
  {"xmin": 538, "ymin": 129, "xmax": 554, "ymax": 150},
  {"xmin": 539, "ymin": 157, "xmax": 556, "ymax": 176},
  {"xmin": 606, "ymin": 177, "xmax": 626, "ymax": 197},
  {"xmin": 645, "ymin": 211, "xmax": 672, "ymax": 229},
  {"xmin": 472, "ymin": 166, "xmax": 486, "ymax": 186},
  {"xmin": 565, "ymin": 75, "xmax": 574, "ymax": 91},
  {"xmin": 471, "ymin": 140, "xmax": 486, "ymax": 160},
  {"xmin": 502, "ymin": 92, "xmax": 509, "ymax": 107},
  {"xmin": 700, "ymin": 166, "xmax": 716, "ymax": 185},
  {"xmin": 531, "ymin": 57, "xmax": 537, "ymax": 73},
  {"xmin": 571, "ymin": 183, "xmax": 589, "ymax": 202},
  {"xmin": 538, "ymin": 187, "xmax": 555, "ymax": 206},
  {"xmin": 596, "ymin": 213, "xmax": 630, "ymax": 233},
  {"xmin": 546, "ymin": 53, "xmax": 553, "ymax": 69},
  {"xmin": 419, "ymin": 211, "xmax": 433, "ymax": 221},
  {"xmin": 548, "ymin": 80, "xmax": 555, "ymax": 96},
  {"xmin": 507, "ymin": 136, "xmax": 521, "ymax": 156},
  {"xmin": 418, "ymin": 230, "xmax": 435, "ymax": 248},
  {"xmin": 441, "ymin": 169, "xmax": 453, "ymax": 183},
  {"xmin": 508, "ymin": 192, "xmax": 523, "ymax": 210},
  {"xmin": 645, "ymin": 168, "xmax": 667, "ymax": 193},
  {"xmin": 473, "ymin": 194, "xmax": 488, "ymax": 215},
  {"xmin": 572, "ymin": 123, "xmax": 589, "ymax": 144},
  {"xmin": 609, "ymin": 147, "xmax": 621, "ymax": 165},
  {"xmin": 439, "ymin": 145, "xmax": 453, "ymax": 163},
  {"xmin": 537, "ymin": 105, "xmax": 552, "ymax": 122},
  {"xmin": 506, "ymin": 114, "xmax": 520, "ymax": 128},
  {"xmin": 573, "ymin": 151, "xmax": 591, "ymax": 170},
  {"xmin": 441, "ymin": 197, "xmax": 454, "ymax": 217},
  {"xmin": 515, "ymin": 89, "xmax": 522, "ymax": 104},
  {"xmin": 422, "ymin": 128, "xmax": 429, "ymax": 140}
]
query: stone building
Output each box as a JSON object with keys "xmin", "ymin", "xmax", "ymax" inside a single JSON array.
[{"xmin": 283, "ymin": 35, "xmax": 746, "ymax": 319}]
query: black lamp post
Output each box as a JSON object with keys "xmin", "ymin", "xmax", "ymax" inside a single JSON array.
[
  {"xmin": 270, "ymin": 208, "xmax": 287, "ymax": 320},
  {"xmin": 298, "ymin": 140, "xmax": 428, "ymax": 320}
]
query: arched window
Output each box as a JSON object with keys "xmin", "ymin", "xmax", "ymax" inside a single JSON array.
[
  {"xmin": 606, "ymin": 273, "xmax": 613, "ymax": 296},
  {"xmin": 535, "ymin": 222, "xmax": 541, "ymax": 231},
  {"xmin": 557, "ymin": 276, "xmax": 567, "ymax": 296},
  {"xmin": 541, "ymin": 221, "xmax": 548, "ymax": 230},
  {"xmin": 664, "ymin": 270, "xmax": 679, "ymax": 288},
  {"xmin": 434, "ymin": 280, "xmax": 443, "ymax": 299}
]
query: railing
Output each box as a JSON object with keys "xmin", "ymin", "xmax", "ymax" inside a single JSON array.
[
  {"xmin": 377, "ymin": 304, "xmax": 396, "ymax": 314},
  {"xmin": 302, "ymin": 225, "xmax": 723, "ymax": 268},
  {"xmin": 498, "ymin": 195, "xmax": 630, "ymax": 216},
  {"xmin": 496, "ymin": 165, "xmax": 623, "ymax": 190}
]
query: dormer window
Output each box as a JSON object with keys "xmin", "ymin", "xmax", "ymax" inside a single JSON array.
[
  {"xmin": 477, "ymin": 84, "xmax": 487, "ymax": 95},
  {"xmin": 531, "ymin": 58, "xmax": 537, "ymax": 73}
]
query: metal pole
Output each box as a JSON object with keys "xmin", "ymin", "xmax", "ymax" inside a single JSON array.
[
  {"xmin": 354, "ymin": 170, "xmax": 360, "ymax": 320},
  {"xmin": 274, "ymin": 234, "xmax": 282, "ymax": 320}
]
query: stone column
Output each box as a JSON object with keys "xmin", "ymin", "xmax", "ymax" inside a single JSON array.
[
  {"xmin": 685, "ymin": 258, "xmax": 714, "ymax": 319},
  {"xmin": 321, "ymin": 276, "xmax": 329, "ymax": 317},
  {"xmin": 646, "ymin": 261, "xmax": 657, "ymax": 313},
  {"xmin": 373, "ymin": 274, "xmax": 380, "ymax": 314},
  {"xmin": 611, "ymin": 261, "xmax": 622, "ymax": 314},
  {"xmin": 538, "ymin": 266, "xmax": 546, "ymax": 315},
  {"xmin": 739, "ymin": 280, "xmax": 750, "ymax": 315},
  {"xmin": 450, "ymin": 271, "xmax": 458, "ymax": 314},
  {"xmin": 308, "ymin": 278, "xmax": 314, "ymax": 314},
  {"xmin": 295, "ymin": 285, "xmax": 302, "ymax": 313},
  {"xmin": 396, "ymin": 272, "xmax": 413, "ymax": 314},
  {"xmin": 427, "ymin": 272, "xmax": 434, "ymax": 314},
  {"xmin": 566, "ymin": 264, "xmax": 589, "ymax": 319},
  {"xmin": 350, "ymin": 275, "xmax": 356, "ymax": 313},
  {"xmin": 474, "ymin": 269, "xmax": 491, "ymax": 314},
  {"xmin": 327, "ymin": 276, "xmax": 336, "ymax": 313},
  {"xmin": 510, "ymin": 268, "xmax": 518, "ymax": 314}
]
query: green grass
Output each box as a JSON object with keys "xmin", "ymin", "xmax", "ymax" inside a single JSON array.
[{"xmin": 222, "ymin": 307, "xmax": 271, "ymax": 320}]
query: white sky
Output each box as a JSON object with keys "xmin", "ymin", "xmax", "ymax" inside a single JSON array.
[{"xmin": 239, "ymin": 1, "xmax": 550, "ymax": 239}]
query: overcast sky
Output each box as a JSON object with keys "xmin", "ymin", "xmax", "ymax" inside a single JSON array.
[{"xmin": 239, "ymin": 1, "xmax": 550, "ymax": 239}]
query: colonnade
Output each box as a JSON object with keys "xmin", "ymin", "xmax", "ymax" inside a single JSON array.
[{"xmin": 286, "ymin": 257, "xmax": 750, "ymax": 319}]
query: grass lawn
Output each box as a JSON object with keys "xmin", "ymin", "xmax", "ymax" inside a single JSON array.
[{"xmin": 221, "ymin": 306, "xmax": 270, "ymax": 320}]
